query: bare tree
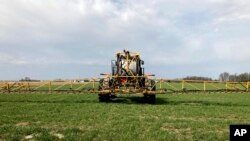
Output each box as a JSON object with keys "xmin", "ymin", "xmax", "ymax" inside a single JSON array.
[
  {"xmin": 229, "ymin": 74, "xmax": 237, "ymax": 82},
  {"xmin": 238, "ymin": 73, "xmax": 249, "ymax": 82},
  {"xmin": 219, "ymin": 72, "xmax": 230, "ymax": 81},
  {"xmin": 221, "ymin": 72, "xmax": 250, "ymax": 82}
]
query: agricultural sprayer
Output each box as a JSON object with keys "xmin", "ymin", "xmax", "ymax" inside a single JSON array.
[{"xmin": 98, "ymin": 50, "xmax": 156, "ymax": 103}]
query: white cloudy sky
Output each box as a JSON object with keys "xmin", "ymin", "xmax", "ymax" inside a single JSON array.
[{"xmin": 1, "ymin": 0, "xmax": 250, "ymax": 80}]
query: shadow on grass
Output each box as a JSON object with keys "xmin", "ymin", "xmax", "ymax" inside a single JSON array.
[
  {"xmin": 0, "ymin": 97, "xmax": 168, "ymax": 105},
  {"xmin": 107, "ymin": 97, "xmax": 168, "ymax": 105},
  {"xmin": 164, "ymin": 100, "xmax": 250, "ymax": 107},
  {"xmin": 103, "ymin": 98, "xmax": 249, "ymax": 106}
]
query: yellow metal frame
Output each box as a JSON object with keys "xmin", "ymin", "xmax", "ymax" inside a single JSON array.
[{"xmin": 1, "ymin": 79, "xmax": 250, "ymax": 94}]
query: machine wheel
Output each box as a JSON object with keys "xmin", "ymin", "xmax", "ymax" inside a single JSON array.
[
  {"xmin": 98, "ymin": 94, "xmax": 111, "ymax": 102},
  {"xmin": 148, "ymin": 94, "xmax": 156, "ymax": 104},
  {"xmin": 143, "ymin": 94, "xmax": 156, "ymax": 104}
]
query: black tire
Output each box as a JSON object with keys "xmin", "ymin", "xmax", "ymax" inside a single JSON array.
[
  {"xmin": 143, "ymin": 94, "xmax": 156, "ymax": 104},
  {"xmin": 98, "ymin": 94, "xmax": 111, "ymax": 102},
  {"xmin": 148, "ymin": 94, "xmax": 156, "ymax": 104}
]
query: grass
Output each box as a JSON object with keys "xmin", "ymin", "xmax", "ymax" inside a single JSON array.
[{"xmin": 0, "ymin": 93, "xmax": 250, "ymax": 141}]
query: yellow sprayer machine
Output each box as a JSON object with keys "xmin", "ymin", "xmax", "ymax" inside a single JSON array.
[{"xmin": 98, "ymin": 50, "xmax": 156, "ymax": 103}]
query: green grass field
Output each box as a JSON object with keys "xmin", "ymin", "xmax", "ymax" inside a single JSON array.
[{"xmin": 0, "ymin": 93, "xmax": 250, "ymax": 141}]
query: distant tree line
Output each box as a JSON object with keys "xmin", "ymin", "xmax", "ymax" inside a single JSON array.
[
  {"xmin": 182, "ymin": 72, "xmax": 250, "ymax": 82},
  {"xmin": 19, "ymin": 77, "xmax": 40, "ymax": 82},
  {"xmin": 219, "ymin": 72, "xmax": 250, "ymax": 82},
  {"xmin": 183, "ymin": 76, "xmax": 213, "ymax": 81}
]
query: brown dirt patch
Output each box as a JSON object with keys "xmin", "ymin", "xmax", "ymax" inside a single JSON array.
[{"xmin": 15, "ymin": 122, "xmax": 29, "ymax": 127}]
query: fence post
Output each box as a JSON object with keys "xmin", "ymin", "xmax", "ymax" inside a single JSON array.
[
  {"xmin": 92, "ymin": 78, "xmax": 95, "ymax": 89},
  {"xmin": 70, "ymin": 80, "xmax": 73, "ymax": 89},
  {"xmin": 225, "ymin": 82, "xmax": 228, "ymax": 91},
  {"xmin": 6, "ymin": 82, "xmax": 10, "ymax": 92},
  {"xmin": 26, "ymin": 82, "xmax": 30, "ymax": 91},
  {"xmin": 182, "ymin": 80, "xmax": 185, "ymax": 90},
  {"xmin": 203, "ymin": 81, "xmax": 206, "ymax": 91},
  {"xmin": 160, "ymin": 79, "xmax": 162, "ymax": 89},
  {"xmin": 247, "ymin": 82, "xmax": 249, "ymax": 92},
  {"xmin": 49, "ymin": 81, "xmax": 52, "ymax": 92}
]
